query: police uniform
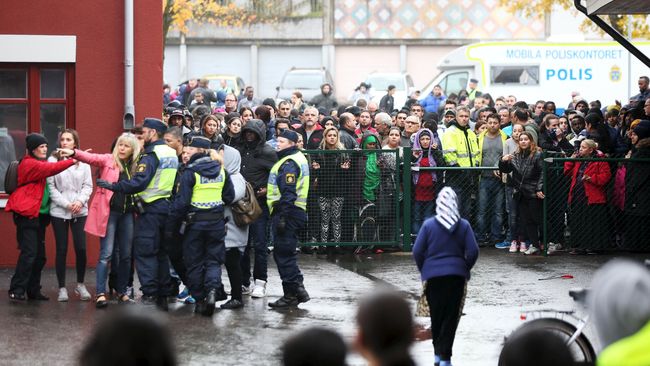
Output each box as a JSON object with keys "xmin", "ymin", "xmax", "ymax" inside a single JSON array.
[
  {"xmin": 98, "ymin": 118, "xmax": 178, "ymax": 309},
  {"xmin": 267, "ymin": 130, "xmax": 311, "ymax": 308},
  {"xmin": 166, "ymin": 136, "xmax": 234, "ymax": 316}
]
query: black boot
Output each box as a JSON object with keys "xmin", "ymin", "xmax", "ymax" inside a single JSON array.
[
  {"xmin": 156, "ymin": 296, "xmax": 169, "ymax": 311},
  {"xmin": 203, "ymin": 289, "xmax": 216, "ymax": 316},
  {"xmin": 195, "ymin": 299, "xmax": 207, "ymax": 314},
  {"xmin": 296, "ymin": 284, "xmax": 310, "ymax": 304},
  {"xmin": 268, "ymin": 285, "xmax": 299, "ymax": 308}
]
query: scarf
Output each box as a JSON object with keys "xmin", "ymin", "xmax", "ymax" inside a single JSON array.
[
  {"xmin": 362, "ymin": 135, "xmax": 381, "ymax": 201},
  {"xmin": 435, "ymin": 187, "xmax": 460, "ymax": 231}
]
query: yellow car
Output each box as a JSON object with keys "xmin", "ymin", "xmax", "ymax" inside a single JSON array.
[{"xmin": 203, "ymin": 74, "xmax": 246, "ymax": 97}]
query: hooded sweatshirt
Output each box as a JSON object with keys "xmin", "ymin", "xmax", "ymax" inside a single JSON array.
[
  {"xmin": 310, "ymin": 83, "xmax": 338, "ymax": 110},
  {"xmin": 238, "ymin": 119, "xmax": 278, "ymax": 192},
  {"xmin": 222, "ymin": 145, "xmax": 249, "ymax": 249},
  {"xmin": 589, "ymin": 259, "xmax": 650, "ymax": 350},
  {"xmin": 412, "ymin": 187, "xmax": 479, "ymax": 281}
]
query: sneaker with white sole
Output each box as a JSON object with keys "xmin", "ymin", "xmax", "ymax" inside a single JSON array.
[
  {"xmin": 242, "ymin": 285, "xmax": 252, "ymax": 296},
  {"xmin": 494, "ymin": 241, "xmax": 510, "ymax": 249},
  {"xmin": 524, "ymin": 246, "xmax": 540, "ymax": 255},
  {"xmin": 508, "ymin": 241, "xmax": 518, "ymax": 253},
  {"xmin": 75, "ymin": 284, "xmax": 92, "ymax": 301},
  {"xmin": 519, "ymin": 242, "xmax": 528, "ymax": 253},
  {"xmin": 58, "ymin": 287, "xmax": 69, "ymax": 302},
  {"xmin": 251, "ymin": 279, "xmax": 267, "ymax": 298}
]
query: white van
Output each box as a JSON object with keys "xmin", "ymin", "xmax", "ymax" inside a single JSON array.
[{"xmin": 420, "ymin": 41, "xmax": 650, "ymax": 106}]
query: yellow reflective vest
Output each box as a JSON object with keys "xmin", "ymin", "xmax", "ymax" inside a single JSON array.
[
  {"xmin": 267, "ymin": 151, "xmax": 310, "ymax": 215},
  {"xmin": 190, "ymin": 166, "xmax": 225, "ymax": 209},
  {"xmin": 442, "ymin": 125, "xmax": 479, "ymax": 167},
  {"xmin": 137, "ymin": 144, "xmax": 178, "ymax": 203},
  {"xmin": 598, "ymin": 321, "xmax": 650, "ymax": 366}
]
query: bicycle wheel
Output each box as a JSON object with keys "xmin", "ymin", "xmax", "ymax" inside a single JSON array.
[{"xmin": 498, "ymin": 318, "xmax": 596, "ymax": 366}]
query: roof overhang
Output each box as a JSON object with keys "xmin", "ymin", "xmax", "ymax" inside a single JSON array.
[{"xmin": 585, "ymin": 0, "xmax": 650, "ymax": 15}]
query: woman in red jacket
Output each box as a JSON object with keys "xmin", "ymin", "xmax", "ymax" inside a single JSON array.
[
  {"xmin": 6, "ymin": 133, "xmax": 75, "ymax": 301},
  {"xmin": 564, "ymin": 139, "xmax": 612, "ymax": 254}
]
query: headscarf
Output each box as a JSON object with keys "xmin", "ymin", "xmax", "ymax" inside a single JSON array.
[
  {"xmin": 362, "ymin": 133, "xmax": 381, "ymax": 201},
  {"xmin": 435, "ymin": 187, "xmax": 460, "ymax": 231},
  {"xmin": 411, "ymin": 128, "xmax": 438, "ymax": 184}
]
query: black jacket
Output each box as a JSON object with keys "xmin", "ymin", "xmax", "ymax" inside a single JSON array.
[
  {"xmin": 237, "ymin": 119, "xmax": 278, "ymax": 192},
  {"xmin": 539, "ymin": 132, "xmax": 574, "ymax": 155},
  {"xmin": 499, "ymin": 150, "xmax": 544, "ymax": 199},
  {"xmin": 379, "ymin": 94, "xmax": 394, "ymax": 112},
  {"xmin": 625, "ymin": 137, "xmax": 650, "ymax": 216}
]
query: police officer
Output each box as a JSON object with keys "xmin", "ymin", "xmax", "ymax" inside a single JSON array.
[
  {"xmin": 267, "ymin": 130, "xmax": 311, "ymax": 308},
  {"xmin": 97, "ymin": 118, "xmax": 178, "ymax": 310},
  {"xmin": 166, "ymin": 136, "xmax": 234, "ymax": 316}
]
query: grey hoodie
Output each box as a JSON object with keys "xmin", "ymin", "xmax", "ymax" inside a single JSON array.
[
  {"xmin": 223, "ymin": 145, "xmax": 249, "ymax": 249},
  {"xmin": 589, "ymin": 259, "xmax": 650, "ymax": 349}
]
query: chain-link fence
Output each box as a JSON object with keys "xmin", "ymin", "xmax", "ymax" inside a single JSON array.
[
  {"xmin": 543, "ymin": 155, "xmax": 650, "ymax": 253},
  {"xmin": 296, "ymin": 148, "xmax": 650, "ymax": 254}
]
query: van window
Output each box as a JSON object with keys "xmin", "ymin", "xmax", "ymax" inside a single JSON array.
[
  {"xmin": 491, "ymin": 66, "xmax": 539, "ymax": 85},
  {"xmin": 365, "ymin": 75, "xmax": 406, "ymax": 91},
  {"xmin": 441, "ymin": 72, "xmax": 469, "ymax": 96},
  {"xmin": 282, "ymin": 72, "xmax": 324, "ymax": 89}
]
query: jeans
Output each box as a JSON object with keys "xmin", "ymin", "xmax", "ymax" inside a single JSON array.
[
  {"xmin": 412, "ymin": 200, "xmax": 434, "ymax": 235},
  {"xmin": 272, "ymin": 214, "xmax": 306, "ymax": 290},
  {"xmin": 96, "ymin": 211, "xmax": 134, "ymax": 295},
  {"xmin": 51, "ymin": 216, "xmax": 87, "ymax": 287},
  {"xmin": 241, "ymin": 203, "xmax": 269, "ymax": 286},
  {"xmin": 10, "ymin": 214, "xmax": 50, "ymax": 296},
  {"xmin": 476, "ymin": 178, "xmax": 504, "ymax": 242},
  {"xmin": 451, "ymin": 185, "xmax": 473, "ymax": 221},
  {"xmin": 504, "ymin": 186, "xmax": 518, "ymax": 242}
]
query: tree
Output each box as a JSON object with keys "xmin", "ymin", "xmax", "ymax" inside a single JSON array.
[{"xmin": 499, "ymin": 0, "xmax": 650, "ymax": 39}]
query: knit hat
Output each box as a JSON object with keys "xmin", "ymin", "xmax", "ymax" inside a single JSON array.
[
  {"xmin": 320, "ymin": 116, "xmax": 337, "ymax": 129},
  {"xmin": 633, "ymin": 120, "xmax": 650, "ymax": 140},
  {"xmin": 26, "ymin": 133, "xmax": 48, "ymax": 153},
  {"xmin": 188, "ymin": 136, "xmax": 211, "ymax": 149},
  {"xmin": 435, "ymin": 187, "xmax": 460, "ymax": 231},
  {"xmin": 444, "ymin": 109, "xmax": 456, "ymax": 117},
  {"xmin": 279, "ymin": 130, "xmax": 299, "ymax": 143}
]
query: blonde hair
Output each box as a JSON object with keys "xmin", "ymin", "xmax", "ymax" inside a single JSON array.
[
  {"xmin": 112, "ymin": 133, "xmax": 140, "ymax": 172},
  {"xmin": 208, "ymin": 148, "xmax": 224, "ymax": 165},
  {"xmin": 581, "ymin": 138, "xmax": 598, "ymax": 150},
  {"xmin": 319, "ymin": 126, "xmax": 343, "ymax": 150}
]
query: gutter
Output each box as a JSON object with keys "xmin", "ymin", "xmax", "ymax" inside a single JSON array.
[
  {"xmin": 574, "ymin": 0, "xmax": 650, "ymax": 68},
  {"xmin": 124, "ymin": 0, "xmax": 135, "ymax": 129}
]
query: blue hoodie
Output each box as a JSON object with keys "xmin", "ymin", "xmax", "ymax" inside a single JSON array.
[{"xmin": 413, "ymin": 187, "xmax": 479, "ymax": 280}]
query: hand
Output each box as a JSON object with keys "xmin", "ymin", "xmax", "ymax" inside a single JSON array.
[
  {"xmin": 311, "ymin": 162, "xmax": 320, "ymax": 169},
  {"xmin": 277, "ymin": 216, "xmax": 287, "ymax": 235},
  {"xmin": 96, "ymin": 179, "xmax": 114, "ymax": 190},
  {"xmin": 492, "ymin": 170, "xmax": 501, "ymax": 178},
  {"xmin": 432, "ymin": 143, "xmax": 438, "ymax": 150},
  {"xmin": 536, "ymin": 191, "xmax": 545, "ymax": 199},
  {"xmin": 413, "ymin": 150, "xmax": 422, "ymax": 158},
  {"xmin": 582, "ymin": 174, "xmax": 591, "ymax": 182},
  {"xmin": 57, "ymin": 148, "xmax": 75, "ymax": 158},
  {"xmin": 69, "ymin": 201, "xmax": 83, "ymax": 215},
  {"xmin": 501, "ymin": 154, "xmax": 513, "ymax": 162},
  {"xmin": 256, "ymin": 187, "xmax": 267, "ymax": 197},
  {"xmin": 340, "ymin": 161, "xmax": 350, "ymax": 169}
]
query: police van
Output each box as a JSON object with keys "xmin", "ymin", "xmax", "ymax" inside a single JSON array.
[{"xmin": 420, "ymin": 41, "xmax": 650, "ymax": 106}]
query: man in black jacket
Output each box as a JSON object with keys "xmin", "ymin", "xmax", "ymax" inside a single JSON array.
[
  {"xmin": 338, "ymin": 112, "xmax": 359, "ymax": 149},
  {"xmin": 238, "ymin": 119, "xmax": 278, "ymax": 297}
]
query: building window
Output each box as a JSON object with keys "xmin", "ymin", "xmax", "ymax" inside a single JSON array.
[{"xmin": 0, "ymin": 64, "xmax": 75, "ymax": 192}]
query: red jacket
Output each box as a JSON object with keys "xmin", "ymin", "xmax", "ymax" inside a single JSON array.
[
  {"xmin": 563, "ymin": 152, "xmax": 611, "ymax": 205},
  {"xmin": 5, "ymin": 155, "xmax": 75, "ymax": 218}
]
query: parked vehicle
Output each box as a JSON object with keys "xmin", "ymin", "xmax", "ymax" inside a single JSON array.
[
  {"xmin": 420, "ymin": 41, "xmax": 650, "ymax": 104},
  {"xmin": 204, "ymin": 74, "xmax": 246, "ymax": 97},
  {"xmin": 276, "ymin": 67, "xmax": 334, "ymax": 102},
  {"xmin": 365, "ymin": 72, "xmax": 415, "ymax": 111}
]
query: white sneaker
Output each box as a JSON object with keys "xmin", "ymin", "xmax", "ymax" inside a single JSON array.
[
  {"xmin": 75, "ymin": 284, "xmax": 92, "ymax": 301},
  {"xmin": 242, "ymin": 285, "xmax": 252, "ymax": 295},
  {"xmin": 508, "ymin": 241, "xmax": 518, "ymax": 253},
  {"xmin": 251, "ymin": 279, "xmax": 267, "ymax": 298},
  {"xmin": 524, "ymin": 246, "xmax": 540, "ymax": 256},
  {"xmin": 519, "ymin": 242, "xmax": 528, "ymax": 253},
  {"xmin": 58, "ymin": 287, "xmax": 69, "ymax": 302}
]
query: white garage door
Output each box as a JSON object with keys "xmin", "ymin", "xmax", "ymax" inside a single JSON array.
[{"xmin": 257, "ymin": 46, "xmax": 322, "ymax": 100}]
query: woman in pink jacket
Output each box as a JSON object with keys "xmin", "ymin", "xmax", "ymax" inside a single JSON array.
[{"xmin": 59, "ymin": 133, "xmax": 140, "ymax": 308}]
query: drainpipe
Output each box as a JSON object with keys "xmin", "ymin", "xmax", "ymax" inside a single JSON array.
[{"xmin": 123, "ymin": 0, "xmax": 135, "ymax": 129}]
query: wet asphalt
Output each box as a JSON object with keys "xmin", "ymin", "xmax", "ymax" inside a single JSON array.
[{"xmin": 1, "ymin": 248, "xmax": 648, "ymax": 366}]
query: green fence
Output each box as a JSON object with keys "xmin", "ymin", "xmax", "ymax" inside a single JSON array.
[{"xmin": 298, "ymin": 148, "xmax": 650, "ymax": 254}]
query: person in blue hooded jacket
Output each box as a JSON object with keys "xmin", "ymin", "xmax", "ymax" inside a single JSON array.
[
  {"xmin": 165, "ymin": 136, "xmax": 235, "ymax": 316},
  {"xmin": 413, "ymin": 187, "xmax": 479, "ymax": 366}
]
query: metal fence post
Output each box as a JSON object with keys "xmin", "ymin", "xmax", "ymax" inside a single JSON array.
[
  {"xmin": 402, "ymin": 147, "xmax": 412, "ymax": 251},
  {"xmin": 542, "ymin": 153, "xmax": 548, "ymax": 257}
]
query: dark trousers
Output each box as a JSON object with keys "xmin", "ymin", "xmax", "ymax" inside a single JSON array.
[
  {"xmin": 166, "ymin": 225, "xmax": 188, "ymax": 287},
  {"xmin": 272, "ymin": 214, "xmax": 305, "ymax": 291},
  {"xmin": 225, "ymin": 248, "xmax": 243, "ymax": 301},
  {"xmin": 182, "ymin": 224, "xmax": 226, "ymax": 300},
  {"xmin": 241, "ymin": 203, "xmax": 269, "ymax": 286},
  {"xmin": 426, "ymin": 275, "xmax": 466, "ymax": 361},
  {"xmin": 51, "ymin": 216, "xmax": 87, "ymax": 287},
  {"xmin": 517, "ymin": 197, "xmax": 542, "ymax": 245},
  {"xmin": 10, "ymin": 214, "xmax": 50, "ymax": 296},
  {"xmin": 133, "ymin": 212, "xmax": 171, "ymax": 297},
  {"xmin": 451, "ymin": 184, "xmax": 473, "ymax": 221}
]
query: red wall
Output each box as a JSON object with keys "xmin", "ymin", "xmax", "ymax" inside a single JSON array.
[{"xmin": 0, "ymin": 0, "xmax": 162, "ymax": 266}]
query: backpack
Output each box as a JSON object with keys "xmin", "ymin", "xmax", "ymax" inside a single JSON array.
[
  {"xmin": 230, "ymin": 182, "xmax": 263, "ymax": 227},
  {"xmin": 3, "ymin": 160, "xmax": 20, "ymax": 194}
]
